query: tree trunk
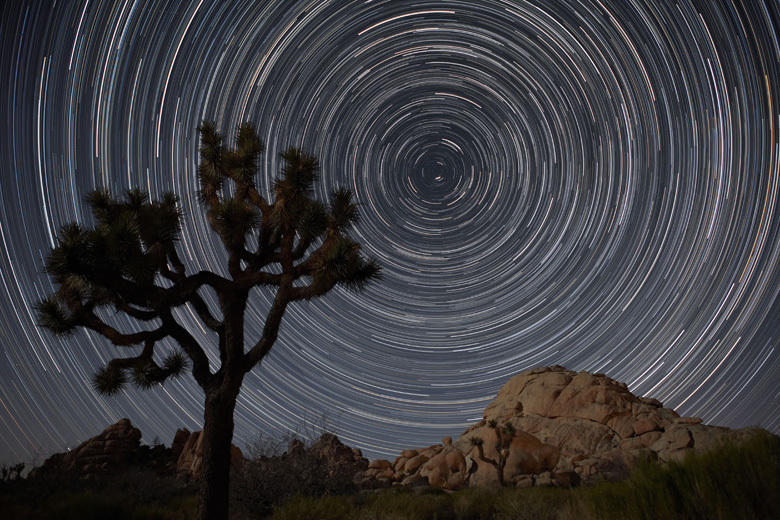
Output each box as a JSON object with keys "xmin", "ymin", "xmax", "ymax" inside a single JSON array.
[
  {"xmin": 496, "ymin": 458, "xmax": 506, "ymax": 487},
  {"xmin": 197, "ymin": 384, "xmax": 240, "ymax": 520}
]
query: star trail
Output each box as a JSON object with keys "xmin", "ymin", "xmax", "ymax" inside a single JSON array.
[{"xmin": 1, "ymin": 0, "xmax": 779, "ymax": 464}]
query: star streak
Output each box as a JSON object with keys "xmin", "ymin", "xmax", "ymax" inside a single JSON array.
[{"xmin": 0, "ymin": 0, "xmax": 778, "ymax": 463}]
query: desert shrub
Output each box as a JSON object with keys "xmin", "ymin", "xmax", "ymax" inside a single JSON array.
[
  {"xmin": 493, "ymin": 487, "xmax": 570, "ymax": 520},
  {"xmin": 271, "ymin": 494, "xmax": 355, "ymax": 520},
  {"xmin": 231, "ymin": 440, "xmax": 331, "ymax": 516},
  {"xmin": 450, "ymin": 486, "xmax": 500, "ymax": 520},
  {"xmin": 574, "ymin": 428, "xmax": 780, "ymax": 520},
  {"xmin": 231, "ymin": 418, "xmax": 364, "ymax": 518},
  {"xmin": 0, "ymin": 467, "xmax": 197, "ymax": 520},
  {"xmin": 356, "ymin": 487, "xmax": 455, "ymax": 520},
  {"xmin": 37, "ymin": 488, "xmax": 135, "ymax": 520},
  {"xmin": 104, "ymin": 467, "xmax": 196, "ymax": 505},
  {"xmin": 33, "ymin": 487, "xmax": 197, "ymax": 520},
  {"xmin": 1, "ymin": 461, "xmax": 26, "ymax": 481},
  {"xmin": 145, "ymin": 494, "xmax": 198, "ymax": 520}
]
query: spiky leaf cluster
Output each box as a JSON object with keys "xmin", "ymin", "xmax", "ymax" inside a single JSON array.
[
  {"xmin": 196, "ymin": 121, "xmax": 381, "ymax": 293},
  {"xmin": 92, "ymin": 350, "xmax": 188, "ymax": 395},
  {"xmin": 92, "ymin": 365, "xmax": 128, "ymax": 396},
  {"xmin": 41, "ymin": 189, "xmax": 182, "ymax": 314},
  {"xmin": 502, "ymin": 422, "xmax": 516, "ymax": 438}
]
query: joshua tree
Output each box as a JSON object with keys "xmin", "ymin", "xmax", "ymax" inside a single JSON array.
[
  {"xmin": 469, "ymin": 419, "xmax": 517, "ymax": 486},
  {"xmin": 37, "ymin": 121, "xmax": 381, "ymax": 520}
]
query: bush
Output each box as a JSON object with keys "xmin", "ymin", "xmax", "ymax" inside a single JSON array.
[
  {"xmin": 271, "ymin": 494, "xmax": 355, "ymax": 520},
  {"xmin": 231, "ymin": 422, "xmax": 364, "ymax": 518},
  {"xmin": 493, "ymin": 487, "xmax": 569, "ymax": 520},
  {"xmin": 574, "ymin": 428, "xmax": 780, "ymax": 520},
  {"xmin": 451, "ymin": 487, "xmax": 500, "ymax": 519},
  {"xmin": 357, "ymin": 487, "xmax": 454, "ymax": 520},
  {"xmin": 0, "ymin": 468, "xmax": 197, "ymax": 520}
]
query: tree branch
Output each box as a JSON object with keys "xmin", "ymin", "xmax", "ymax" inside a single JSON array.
[
  {"xmin": 118, "ymin": 303, "xmax": 159, "ymax": 321},
  {"xmin": 288, "ymin": 281, "xmax": 334, "ymax": 302},
  {"xmin": 246, "ymin": 185, "xmax": 270, "ymax": 216},
  {"xmin": 80, "ymin": 308, "xmax": 167, "ymax": 346},
  {"xmin": 239, "ymin": 271, "xmax": 282, "ymax": 289},
  {"xmin": 243, "ymin": 286, "xmax": 291, "ymax": 371},
  {"xmin": 106, "ymin": 339, "xmax": 155, "ymax": 369},
  {"xmin": 164, "ymin": 271, "xmax": 231, "ymax": 306},
  {"xmin": 186, "ymin": 294, "xmax": 223, "ymax": 331},
  {"xmin": 162, "ymin": 310, "xmax": 212, "ymax": 388}
]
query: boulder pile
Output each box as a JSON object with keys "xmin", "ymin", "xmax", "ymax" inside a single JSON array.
[
  {"xmin": 30, "ymin": 418, "xmax": 148, "ymax": 479},
  {"xmin": 359, "ymin": 365, "xmax": 761, "ymax": 489},
  {"xmin": 29, "ymin": 419, "xmax": 245, "ymax": 480},
  {"xmin": 361, "ymin": 436, "xmax": 470, "ymax": 490},
  {"xmin": 307, "ymin": 432, "xmax": 369, "ymax": 478}
]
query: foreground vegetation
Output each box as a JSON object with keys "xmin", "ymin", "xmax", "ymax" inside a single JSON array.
[
  {"xmin": 2, "ymin": 428, "xmax": 777, "ymax": 519},
  {"xmin": 0, "ymin": 469, "xmax": 198, "ymax": 520}
]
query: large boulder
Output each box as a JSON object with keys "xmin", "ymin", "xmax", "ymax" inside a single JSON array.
[
  {"xmin": 175, "ymin": 429, "xmax": 244, "ymax": 478},
  {"xmin": 420, "ymin": 445, "xmax": 468, "ymax": 490},
  {"xmin": 483, "ymin": 366, "xmax": 679, "ymax": 430},
  {"xmin": 465, "ymin": 423, "xmax": 560, "ymax": 487}
]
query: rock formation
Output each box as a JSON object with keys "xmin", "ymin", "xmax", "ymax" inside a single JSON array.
[
  {"xmin": 28, "ymin": 419, "xmax": 245, "ymax": 481},
  {"xmin": 29, "ymin": 418, "xmax": 157, "ymax": 479},
  {"xmin": 360, "ymin": 365, "xmax": 763, "ymax": 489},
  {"xmin": 28, "ymin": 366, "xmax": 767, "ymax": 490},
  {"xmin": 308, "ymin": 432, "xmax": 369, "ymax": 478},
  {"xmin": 174, "ymin": 428, "xmax": 244, "ymax": 478}
]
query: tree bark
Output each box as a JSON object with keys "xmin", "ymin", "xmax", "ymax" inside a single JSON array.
[
  {"xmin": 197, "ymin": 383, "xmax": 241, "ymax": 520},
  {"xmin": 496, "ymin": 458, "xmax": 506, "ymax": 487}
]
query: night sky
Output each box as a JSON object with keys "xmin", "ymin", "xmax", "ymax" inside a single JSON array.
[{"xmin": 1, "ymin": 0, "xmax": 779, "ymax": 465}]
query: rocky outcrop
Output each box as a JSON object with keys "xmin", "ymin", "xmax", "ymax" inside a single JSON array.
[
  {"xmin": 360, "ymin": 430, "xmax": 560, "ymax": 490},
  {"xmin": 30, "ymin": 419, "xmax": 155, "ymax": 479},
  {"xmin": 308, "ymin": 432, "xmax": 369, "ymax": 478},
  {"xmin": 175, "ymin": 429, "xmax": 244, "ymax": 478},
  {"xmin": 360, "ymin": 440, "xmax": 463, "ymax": 489},
  {"xmin": 360, "ymin": 366, "xmax": 764, "ymax": 490},
  {"xmin": 29, "ymin": 420, "xmax": 353, "ymax": 484},
  {"xmin": 465, "ymin": 424, "xmax": 560, "ymax": 487},
  {"xmin": 29, "ymin": 419, "xmax": 244, "ymax": 481},
  {"xmin": 469, "ymin": 366, "xmax": 757, "ymax": 480}
]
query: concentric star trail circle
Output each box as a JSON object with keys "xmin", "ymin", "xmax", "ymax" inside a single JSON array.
[{"xmin": 1, "ymin": 0, "xmax": 778, "ymax": 462}]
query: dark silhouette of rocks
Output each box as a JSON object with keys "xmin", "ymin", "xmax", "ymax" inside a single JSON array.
[
  {"xmin": 28, "ymin": 366, "xmax": 769, "ymax": 491},
  {"xmin": 29, "ymin": 418, "xmax": 176, "ymax": 480}
]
